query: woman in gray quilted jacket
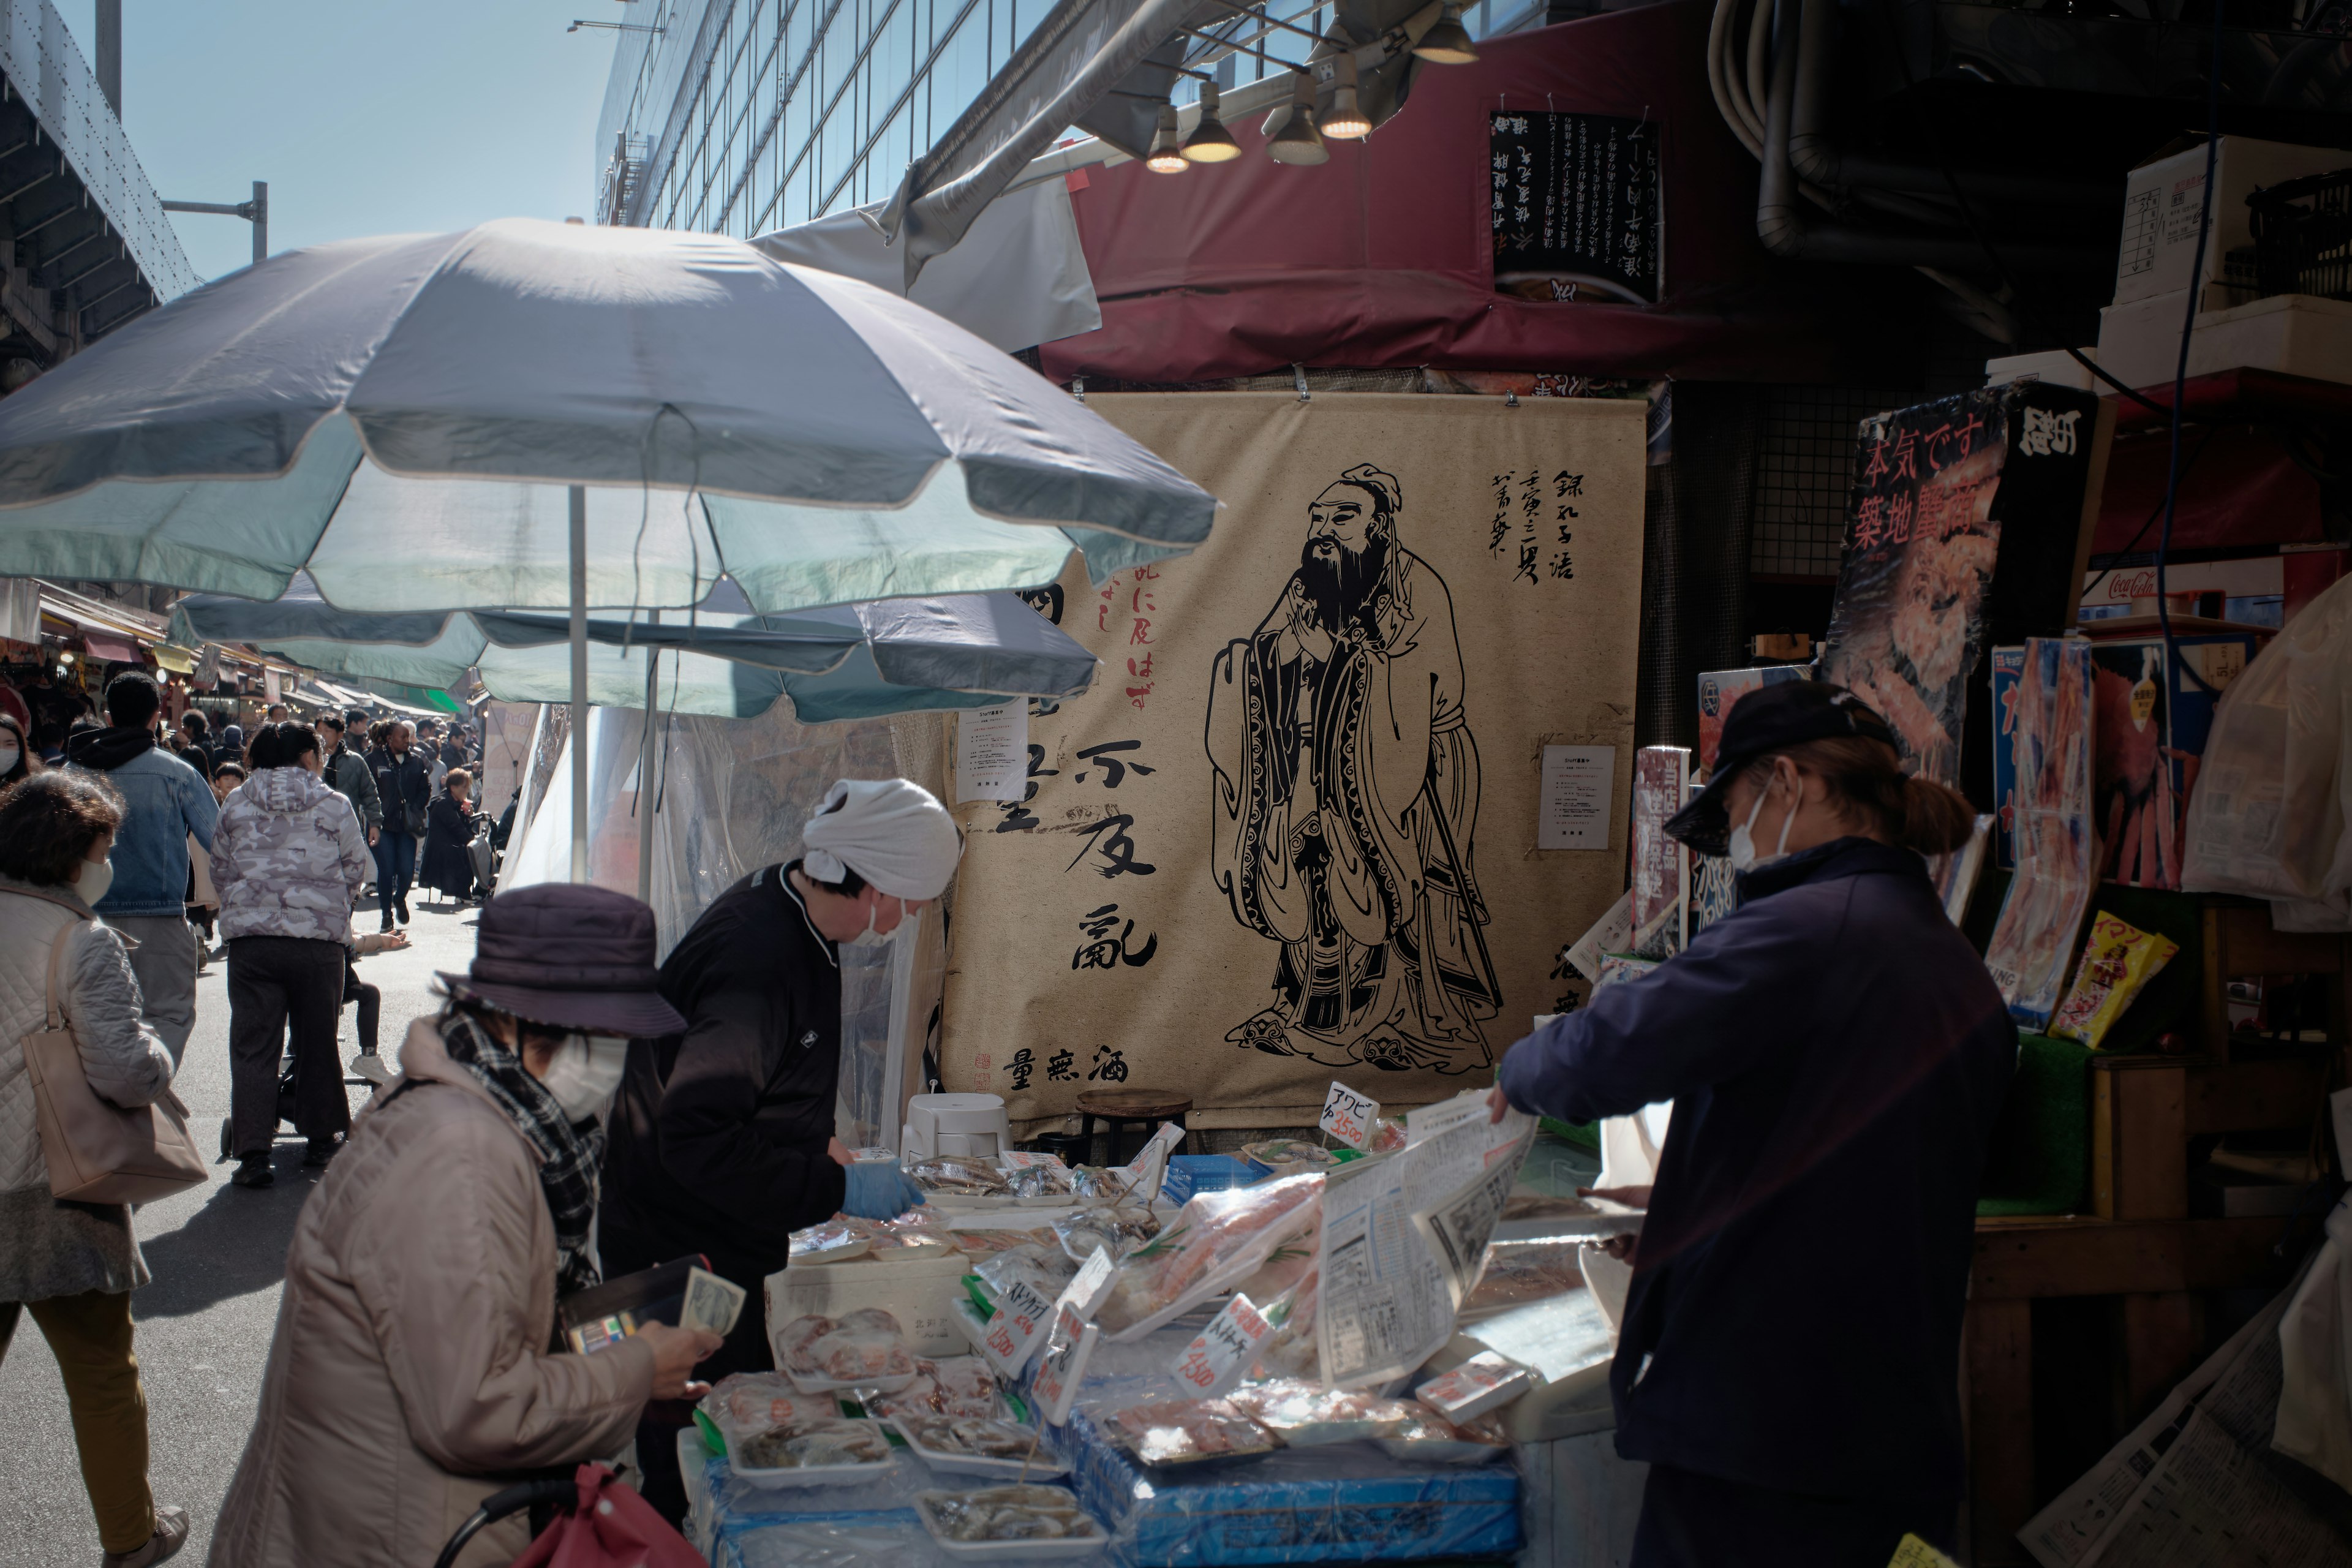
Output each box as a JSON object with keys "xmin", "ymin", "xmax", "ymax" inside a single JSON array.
[{"xmin": 0, "ymin": 771, "xmax": 187, "ymax": 1567}]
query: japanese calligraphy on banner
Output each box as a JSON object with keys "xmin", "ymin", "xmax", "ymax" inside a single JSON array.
[
  {"xmin": 941, "ymin": 394, "xmax": 1645, "ymax": 1131},
  {"xmin": 1489, "ymin": 110, "xmax": 1664, "ymax": 305},
  {"xmin": 1817, "ymin": 382, "xmax": 2104, "ymax": 793}
]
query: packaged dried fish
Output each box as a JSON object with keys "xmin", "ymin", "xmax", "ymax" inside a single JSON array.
[
  {"xmin": 908, "ymin": 1155, "xmax": 1011, "ymax": 1196},
  {"xmin": 1005, "ymin": 1161, "xmax": 1076, "ymax": 1199},
  {"xmin": 915, "ymin": 1485, "xmax": 1104, "ymax": 1550},
  {"xmin": 734, "ymin": 1419, "xmax": 895, "ymax": 1471},
  {"xmin": 1106, "ymin": 1398, "xmax": 1281, "ymax": 1467},
  {"xmin": 1095, "ymin": 1174, "xmax": 1324, "ymax": 1339},
  {"xmin": 787, "ymin": 1221, "xmax": 872, "ymax": 1265},
  {"xmin": 972, "ymin": 1244, "xmax": 1076, "ymax": 1305},
  {"xmin": 901, "ymin": 1415, "xmax": 1038, "ymax": 1460},
  {"xmin": 1226, "ymin": 1380, "xmax": 1419, "ymax": 1445}
]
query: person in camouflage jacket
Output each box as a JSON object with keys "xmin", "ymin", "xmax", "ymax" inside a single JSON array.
[{"xmin": 211, "ymin": 723, "xmax": 371, "ymax": 1184}]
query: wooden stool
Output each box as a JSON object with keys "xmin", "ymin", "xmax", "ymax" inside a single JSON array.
[{"xmin": 1076, "ymin": 1087, "xmax": 1192, "ymax": 1167}]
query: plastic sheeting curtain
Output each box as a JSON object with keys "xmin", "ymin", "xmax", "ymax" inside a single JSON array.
[{"xmin": 504, "ymin": 697, "xmax": 918, "ymax": 1146}]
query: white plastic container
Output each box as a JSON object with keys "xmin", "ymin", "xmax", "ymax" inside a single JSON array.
[{"xmin": 903, "ymin": 1093, "xmax": 1011, "ymax": 1160}]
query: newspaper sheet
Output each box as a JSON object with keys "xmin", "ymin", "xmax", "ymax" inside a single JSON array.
[
  {"xmin": 1316, "ymin": 1103, "xmax": 1536, "ymax": 1389},
  {"xmin": 2021, "ymin": 1258, "xmax": 2352, "ymax": 1567}
]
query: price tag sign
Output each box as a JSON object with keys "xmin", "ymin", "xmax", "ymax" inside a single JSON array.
[
  {"xmin": 1167, "ymin": 1292, "xmax": 1273, "ymax": 1398},
  {"xmin": 1120, "ymin": 1120, "xmax": 1185, "ymax": 1203},
  {"xmin": 1057, "ymin": 1244, "xmax": 1117, "ymax": 1321},
  {"xmin": 1033, "ymin": 1303, "xmax": 1101, "ymax": 1427},
  {"xmin": 1001, "ymin": 1150, "xmax": 1070, "ymax": 1172},
  {"xmin": 1320, "ymin": 1082, "xmax": 1380, "ymax": 1152},
  {"xmin": 977, "ymin": 1277, "xmax": 1057, "ymax": 1378}
]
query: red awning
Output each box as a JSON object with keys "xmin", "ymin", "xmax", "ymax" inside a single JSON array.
[
  {"xmin": 81, "ymin": 633, "xmax": 141, "ymax": 665},
  {"xmin": 1040, "ymin": 0, "xmax": 1918, "ymax": 386}
]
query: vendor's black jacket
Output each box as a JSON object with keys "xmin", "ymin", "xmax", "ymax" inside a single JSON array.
[
  {"xmin": 600, "ymin": 861, "xmax": 848, "ymax": 1289},
  {"xmin": 1498, "ymin": 837, "xmax": 2016, "ymax": 1501}
]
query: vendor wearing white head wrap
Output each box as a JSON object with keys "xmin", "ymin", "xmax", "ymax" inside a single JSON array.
[{"xmin": 596, "ymin": 777, "xmax": 959, "ymax": 1529}]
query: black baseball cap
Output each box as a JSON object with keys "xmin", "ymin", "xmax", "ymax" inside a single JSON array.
[{"xmin": 1665, "ymin": 680, "xmax": 1899, "ymax": 854}]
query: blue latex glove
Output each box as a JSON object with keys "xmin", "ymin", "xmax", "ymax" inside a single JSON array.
[{"xmin": 841, "ymin": 1158, "xmax": 927, "ymax": 1221}]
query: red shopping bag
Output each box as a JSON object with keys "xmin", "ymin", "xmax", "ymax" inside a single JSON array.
[{"xmin": 508, "ymin": 1464, "xmax": 701, "ymax": 1568}]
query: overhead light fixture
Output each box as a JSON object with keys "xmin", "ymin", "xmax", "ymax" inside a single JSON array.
[
  {"xmin": 1267, "ymin": 71, "xmax": 1329, "ymax": 165},
  {"xmin": 1183, "ymin": 82, "xmax": 1242, "ymax": 163},
  {"xmin": 1146, "ymin": 103, "xmax": 1189, "ymax": 173},
  {"xmin": 1413, "ymin": 4, "xmax": 1479, "ymax": 64},
  {"xmin": 1322, "ymin": 48, "xmax": 1371, "ymax": 140}
]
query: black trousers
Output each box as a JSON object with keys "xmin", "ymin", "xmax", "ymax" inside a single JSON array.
[
  {"xmin": 600, "ymin": 1223, "xmax": 779, "ymax": 1528},
  {"xmin": 1632, "ymin": 1464, "xmax": 1959, "ymax": 1568},
  {"xmin": 227, "ymin": 936, "xmax": 349, "ymax": 1158},
  {"xmin": 342, "ymin": 962, "xmax": 380, "ymax": 1055}
]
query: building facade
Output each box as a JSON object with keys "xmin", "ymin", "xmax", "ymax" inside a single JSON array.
[{"xmin": 592, "ymin": 0, "xmax": 1544, "ymax": 239}]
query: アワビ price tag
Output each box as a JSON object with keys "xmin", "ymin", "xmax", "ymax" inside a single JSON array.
[
  {"xmin": 1167, "ymin": 1292, "xmax": 1273, "ymax": 1398},
  {"xmin": 1320, "ymin": 1082, "xmax": 1379, "ymax": 1152},
  {"xmin": 977, "ymin": 1276, "xmax": 1057, "ymax": 1378}
]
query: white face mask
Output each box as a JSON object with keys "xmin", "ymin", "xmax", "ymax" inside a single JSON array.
[
  {"xmin": 538, "ymin": 1034, "xmax": 631, "ymax": 1123},
  {"xmin": 845, "ymin": 895, "xmax": 901, "ymax": 949},
  {"xmin": 75, "ymin": 856, "xmax": 114, "ymax": 907},
  {"xmin": 1727, "ymin": 770, "xmax": 1800, "ymax": 874},
  {"xmin": 0, "ymin": 742, "xmax": 18, "ymax": 774}
]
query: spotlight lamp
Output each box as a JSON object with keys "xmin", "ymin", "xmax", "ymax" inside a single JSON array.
[
  {"xmin": 1183, "ymin": 81, "xmax": 1242, "ymax": 162},
  {"xmin": 1146, "ymin": 102, "xmax": 1190, "ymax": 173},
  {"xmin": 1413, "ymin": 4, "xmax": 1479, "ymax": 63},
  {"xmin": 1266, "ymin": 70, "xmax": 1329, "ymax": 165},
  {"xmin": 1322, "ymin": 48, "xmax": 1371, "ymax": 140}
]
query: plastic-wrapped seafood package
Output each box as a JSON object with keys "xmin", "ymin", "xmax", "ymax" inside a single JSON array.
[
  {"xmin": 1051, "ymin": 1205, "xmax": 1155, "ymax": 1265},
  {"xmin": 1095, "ymin": 1174, "xmax": 1324, "ymax": 1340},
  {"xmin": 870, "ymin": 1355, "xmax": 1001, "ymax": 1421},
  {"xmin": 1461, "ymin": 1240, "xmax": 1585, "ymax": 1317},
  {"xmin": 973, "ymin": 1244, "xmax": 1077, "ymax": 1305},
  {"xmin": 949, "ymin": 1227, "xmax": 1060, "ymax": 1256},
  {"xmin": 891, "ymin": 1414, "xmax": 1070, "ymax": 1479},
  {"xmin": 1003, "ymin": 1159, "xmax": 1077, "ymax": 1199},
  {"xmin": 1071, "ymin": 1164, "xmax": 1147, "ymax": 1204},
  {"xmin": 1251, "ymin": 1267, "xmax": 1321, "ymax": 1381},
  {"xmin": 699, "ymin": 1372, "xmax": 843, "ymax": 1439},
  {"xmin": 860, "ymin": 1213, "xmax": 959, "ymax": 1258},
  {"xmin": 1240, "ymin": 1139, "xmax": 1339, "ymax": 1174},
  {"xmin": 1105, "ymin": 1398, "xmax": 1281, "ymax": 1467},
  {"xmin": 1376, "ymin": 1406, "xmax": 1513, "ymax": 1464},
  {"xmin": 779, "ymin": 1308, "xmax": 921, "ymax": 1392},
  {"xmin": 788, "ymin": 1219, "xmax": 873, "ymax": 1265},
  {"xmin": 1224, "ymin": 1380, "xmax": 1420, "ymax": 1445},
  {"xmin": 914, "ymin": 1483, "xmax": 1107, "ymax": 1551},
  {"xmin": 909, "ymin": 1154, "xmax": 1012, "ymax": 1197},
  {"xmin": 734, "ymin": 1419, "xmax": 895, "ymax": 1473}
]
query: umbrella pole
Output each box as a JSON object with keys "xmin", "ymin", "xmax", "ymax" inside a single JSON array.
[
  {"xmin": 638, "ymin": 611, "xmax": 658, "ymax": 905},
  {"xmin": 569, "ymin": 484, "xmax": 589, "ymax": 885}
]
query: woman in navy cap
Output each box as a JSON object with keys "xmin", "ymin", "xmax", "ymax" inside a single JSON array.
[{"xmin": 1493, "ymin": 680, "xmax": 2015, "ymax": 1566}]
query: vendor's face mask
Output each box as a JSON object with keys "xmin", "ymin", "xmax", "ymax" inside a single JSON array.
[
  {"xmin": 1728, "ymin": 764, "xmax": 1801, "ymax": 874},
  {"xmin": 846, "ymin": 894, "xmax": 903, "ymax": 948},
  {"xmin": 539, "ymin": 1033, "xmax": 630, "ymax": 1123}
]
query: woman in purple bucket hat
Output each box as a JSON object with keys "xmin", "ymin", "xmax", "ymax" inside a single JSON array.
[{"xmin": 209, "ymin": 884, "xmax": 723, "ymax": 1568}]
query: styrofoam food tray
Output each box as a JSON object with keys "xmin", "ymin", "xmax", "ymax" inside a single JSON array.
[
  {"xmin": 913, "ymin": 1490, "xmax": 1106, "ymax": 1559},
  {"xmin": 782, "ymin": 1364, "xmax": 920, "ymax": 1396},
  {"xmin": 888, "ymin": 1415, "xmax": 1069, "ymax": 1479},
  {"xmin": 725, "ymin": 1420, "xmax": 900, "ymax": 1489}
]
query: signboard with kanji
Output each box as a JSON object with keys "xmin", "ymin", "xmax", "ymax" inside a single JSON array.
[{"xmin": 1489, "ymin": 110, "xmax": 1663, "ymax": 305}]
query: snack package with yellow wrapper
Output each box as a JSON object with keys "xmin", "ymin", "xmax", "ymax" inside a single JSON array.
[
  {"xmin": 1887, "ymin": 1535, "xmax": 1959, "ymax": 1568},
  {"xmin": 2048, "ymin": 911, "xmax": 2179, "ymax": 1049}
]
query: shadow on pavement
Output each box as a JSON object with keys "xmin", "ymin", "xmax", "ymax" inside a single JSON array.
[{"xmin": 132, "ymin": 1148, "xmax": 323, "ymax": 1320}]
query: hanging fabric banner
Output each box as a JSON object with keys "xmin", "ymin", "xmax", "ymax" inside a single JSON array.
[{"xmin": 941, "ymin": 393, "xmax": 1645, "ymax": 1131}]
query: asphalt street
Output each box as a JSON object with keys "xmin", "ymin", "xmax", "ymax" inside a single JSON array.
[{"xmin": 0, "ymin": 892, "xmax": 484, "ymax": 1567}]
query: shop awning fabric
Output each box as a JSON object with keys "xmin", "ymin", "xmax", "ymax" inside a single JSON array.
[
  {"xmin": 80, "ymin": 633, "xmax": 140, "ymax": 665},
  {"xmin": 1036, "ymin": 0, "xmax": 1918, "ymax": 386}
]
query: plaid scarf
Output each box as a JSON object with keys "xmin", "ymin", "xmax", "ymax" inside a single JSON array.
[{"xmin": 439, "ymin": 1010, "xmax": 605, "ymax": 1298}]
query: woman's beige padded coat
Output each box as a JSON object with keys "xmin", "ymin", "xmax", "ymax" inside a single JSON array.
[{"xmin": 207, "ymin": 1018, "xmax": 655, "ymax": 1568}]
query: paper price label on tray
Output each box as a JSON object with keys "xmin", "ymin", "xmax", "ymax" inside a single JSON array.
[
  {"xmin": 1034, "ymin": 1303, "xmax": 1101, "ymax": 1427},
  {"xmin": 1320, "ymin": 1082, "xmax": 1380, "ymax": 1152},
  {"xmin": 1120, "ymin": 1120, "xmax": 1185, "ymax": 1203},
  {"xmin": 1057, "ymin": 1244, "xmax": 1117, "ymax": 1321},
  {"xmin": 977, "ymin": 1278, "xmax": 1057, "ymax": 1379},
  {"xmin": 1001, "ymin": 1150, "xmax": 1069, "ymax": 1172},
  {"xmin": 1169, "ymin": 1292, "xmax": 1273, "ymax": 1398}
]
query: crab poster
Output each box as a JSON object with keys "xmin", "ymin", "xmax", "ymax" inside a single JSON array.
[{"xmin": 938, "ymin": 394, "xmax": 1645, "ymax": 1132}]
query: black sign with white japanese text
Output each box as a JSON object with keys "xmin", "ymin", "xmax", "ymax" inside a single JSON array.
[{"xmin": 1488, "ymin": 110, "xmax": 1662, "ymax": 305}]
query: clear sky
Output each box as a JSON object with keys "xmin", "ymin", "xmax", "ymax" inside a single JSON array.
[{"xmin": 50, "ymin": 1, "xmax": 621, "ymax": 284}]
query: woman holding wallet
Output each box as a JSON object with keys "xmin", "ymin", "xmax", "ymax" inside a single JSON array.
[
  {"xmin": 209, "ymin": 884, "xmax": 723, "ymax": 1568},
  {"xmin": 0, "ymin": 771, "xmax": 187, "ymax": 1568}
]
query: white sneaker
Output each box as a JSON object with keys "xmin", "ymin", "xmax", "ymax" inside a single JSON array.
[{"xmin": 350, "ymin": 1052, "xmax": 396, "ymax": 1087}]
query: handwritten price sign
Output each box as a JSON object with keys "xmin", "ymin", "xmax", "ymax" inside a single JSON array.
[
  {"xmin": 1320, "ymin": 1082, "xmax": 1380, "ymax": 1152},
  {"xmin": 977, "ymin": 1277, "xmax": 1057, "ymax": 1379},
  {"xmin": 1167, "ymin": 1292, "xmax": 1273, "ymax": 1398},
  {"xmin": 1034, "ymin": 1303, "xmax": 1101, "ymax": 1427}
]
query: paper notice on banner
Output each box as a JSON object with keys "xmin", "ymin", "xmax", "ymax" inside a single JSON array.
[
  {"xmin": 1564, "ymin": 892, "xmax": 1633, "ymax": 985},
  {"xmin": 1539, "ymin": 745, "xmax": 1616, "ymax": 850},
  {"xmin": 1319, "ymin": 1082, "xmax": 1379, "ymax": 1151},
  {"xmin": 1317, "ymin": 1106, "xmax": 1536, "ymax": 1389},
  {"xmin": 2021, "ymin": 1259, "xmax": 2338, "ymax": 1567},
  {"xmin": 955, "ymin": 702, "xmax": 1028, "ymax": 803}
]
